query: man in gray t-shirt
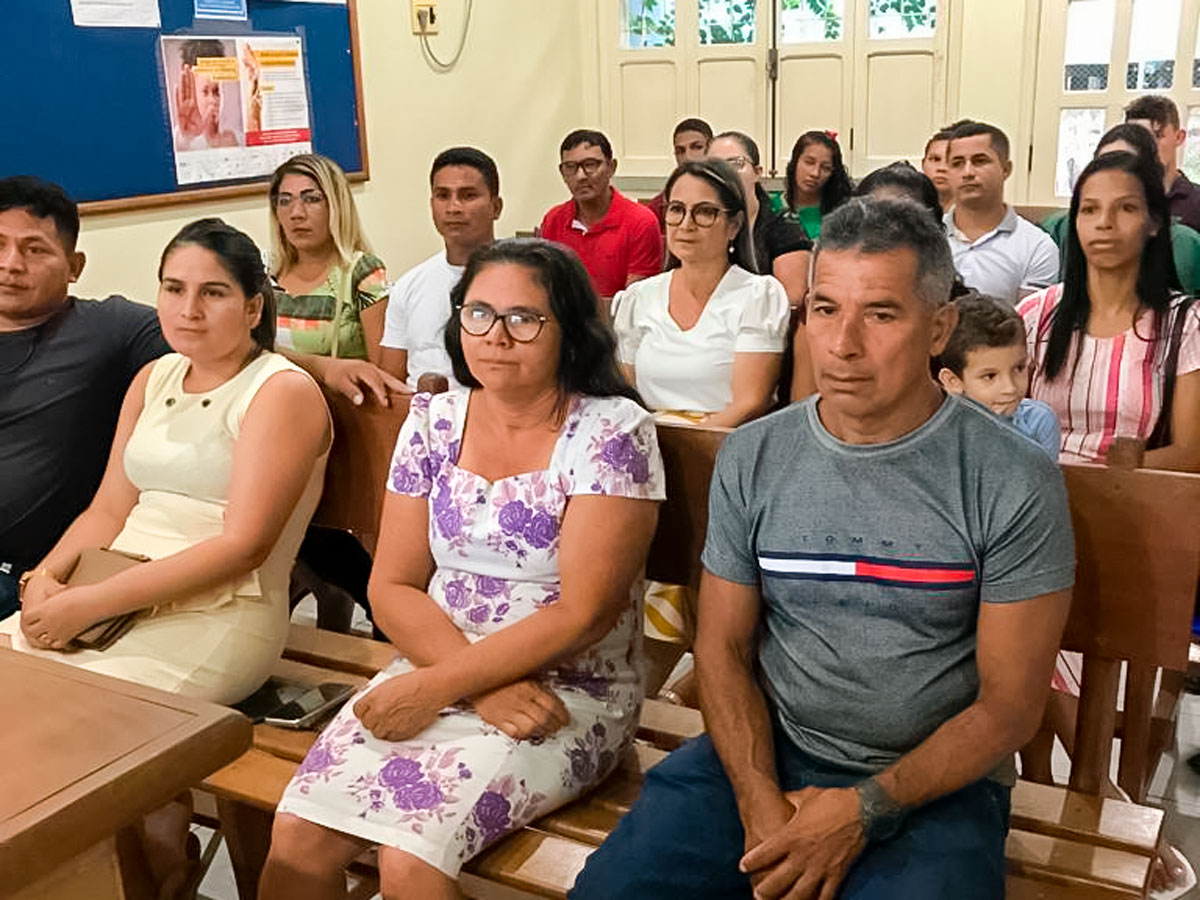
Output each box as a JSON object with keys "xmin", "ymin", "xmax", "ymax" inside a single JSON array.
[{"xmin": 571, "ymin": 198, "xmax": 1075, "ymax": 900}]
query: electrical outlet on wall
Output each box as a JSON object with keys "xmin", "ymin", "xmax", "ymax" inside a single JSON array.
[{"xmin": 410, "ymin": 1, "xmax": 438, "ymax": 35}]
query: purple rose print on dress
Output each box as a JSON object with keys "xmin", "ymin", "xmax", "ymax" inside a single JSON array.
[
  {"xmin": 468, "ymin": 605, "xmax": 491, "ymax": 624},
  {"xmin": 599, "ymin": 432, "xmax": 652, "ymax": 484},
  {"xmin": 443, "ymin": 579, "xmax": 470, "ymax": 609},
  {"xmin": 296, "ymin": 743, "xmax": 335, "ymax": 777},
  {"xmin": 628, "ymin": 453, "xmax": 650, "ymax": 484},
  {"xmin": 434, "ymin": 417, "xmax": 452, "ymax": 431},
  {"xmin": 569, "ymin": 747, "xmax": 596, "ymax": 782},
  {"xmin": 475, "ymin": 576, "xmax": 506, "ymax": 598},
  {"xmin": 473, "ymin": 790, "xmax": 512, "ymax": 837},
  {"xmin": 395, "ymin": 779, "xmax": 444, "ymax": 811},
  {"xmin": 390, "ymin": 463, "xmax": 420, "ymax": 494},
  {"xmin": 523, "ymin": 512, "xmax": 558, "ymax": 549},
  {"xmin": 601, "ymin": 433, "xmax": 637, "ymax": 469},
  {"xmin": 433, "ymin": 477, "xmax": 452, "ymax": 512},
  {"xmin": 498, "ymin": 500, "xmax": 531, "ymax": 534},
  {"xmin": 379, "ymin": 757, "xmax": 423, "ymax": 788},
  {"xmin": 436, "ymin": 507, "xmax": 463, "ymax": 540},
  {"xmin": 448, "ymin": 439, "xmax": 461, "ymax": 462}
]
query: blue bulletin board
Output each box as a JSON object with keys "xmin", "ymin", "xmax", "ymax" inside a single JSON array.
[{"xmin": 1, "ymin": 0, "xmax": 368, "ymax": 211}]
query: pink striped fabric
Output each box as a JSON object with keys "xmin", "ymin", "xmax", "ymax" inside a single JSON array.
[{"xmin": 1018, "ymin": 284, "xmax": 1200, "ymax": 463}]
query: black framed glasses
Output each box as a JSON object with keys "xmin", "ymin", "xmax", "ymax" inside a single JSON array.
[
  {"xmin": 664, "ymin": 201, "xmax": 730, "ymax": 228},
  {"xmin": 274, "ymin": 190, "xmax": 326, "ymax": 209},
  {"xmin": 558, "ymin": 158, "xmax": 607, "ymax": 178},
  {"xmin": 458, "ymin": 302, "xmax": 549, "ymax": 343}
]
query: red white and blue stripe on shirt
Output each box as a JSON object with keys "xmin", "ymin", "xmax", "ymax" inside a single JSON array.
[{"xmin": 757, "ymin": 552, "xmax": 977, "ymax": 591}]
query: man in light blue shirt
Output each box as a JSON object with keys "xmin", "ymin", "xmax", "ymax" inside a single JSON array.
[{"xmin": 945, "ymin": 122, "xmax": 1059, "ymax": 306}]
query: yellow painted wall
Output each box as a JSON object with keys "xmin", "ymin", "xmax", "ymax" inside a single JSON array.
[
  {"xmin": 74, "ymin": 0, "xmax": 587, "ymax": 303},
  {"xmin": 951, "ymin": 0, "xmax": 1040, "ymax": 200}
]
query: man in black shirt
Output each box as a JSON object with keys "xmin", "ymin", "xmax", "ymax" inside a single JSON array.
[
  {"xmin": 1125, "ymin": 95, "xmax": 1200, "ymax": 232},
  {"xmin": 0, "ymin": 177, "xmax": 168, "ymax": 618}
]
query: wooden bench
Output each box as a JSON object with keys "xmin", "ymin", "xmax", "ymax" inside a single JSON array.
[{"xmin": 199, "ymin": 391, "xmax": 1200, "ymax": 899}]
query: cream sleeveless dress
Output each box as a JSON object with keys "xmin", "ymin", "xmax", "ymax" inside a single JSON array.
[{"xmin": 3, "ymin": 352, "xmax": 329, "ymax": 704}]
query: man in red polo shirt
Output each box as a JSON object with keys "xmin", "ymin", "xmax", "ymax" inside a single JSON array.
[{"xmin": 539, "ymin": 129, "xmax": 664, "ymax": 310}]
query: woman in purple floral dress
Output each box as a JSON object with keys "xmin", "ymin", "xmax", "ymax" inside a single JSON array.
[{"xmin": 261, "ymin": 239, "xmax": 666, "ymax": 899}]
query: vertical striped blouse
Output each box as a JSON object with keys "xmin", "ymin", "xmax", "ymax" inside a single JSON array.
[{"xmin": 1018, "ymin": 284, "xmax": 1200, "ymax": 463}]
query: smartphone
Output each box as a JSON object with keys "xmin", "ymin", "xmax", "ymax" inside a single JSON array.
[
  {"xmin": 264, "ymin": 682, "xmax": 356, "ymax": 729},
  {"xmin": 234, "ymin": 678, "xmax": 355, "ymax": 729}
]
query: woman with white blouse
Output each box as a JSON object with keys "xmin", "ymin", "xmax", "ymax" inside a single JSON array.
[{"xmin": 612, "ymin": 159, "xmax": 791, "ymax": 428}]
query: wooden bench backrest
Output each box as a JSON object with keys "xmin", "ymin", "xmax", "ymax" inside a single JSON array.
[
  {"xmin": 1058, "ymin": 464, "xmax": 1200, "ymax": 796},
  {"xmin": 1059, "ymin": 465, "xmax": 1200, "ymax": 668},
  {"xmin": 311, "ymin": 391, "xmax": 412, "ymax": 555}
]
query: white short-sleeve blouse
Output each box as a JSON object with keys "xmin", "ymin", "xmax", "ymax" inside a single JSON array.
[{"xmin": 611, "ymin": 265, "xmax": 789, "ymax": 413}]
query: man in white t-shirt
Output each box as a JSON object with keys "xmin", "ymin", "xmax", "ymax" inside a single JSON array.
[
  {"xmin": 944, "ymin": 121, "xmax": 1058, "ymax": 306},
  {"xmin": 379, "ymin": 147, "xmax": 503, "ymax": 387}
]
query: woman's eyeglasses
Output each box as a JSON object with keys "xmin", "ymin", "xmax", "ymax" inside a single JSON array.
[
  {"xmin": 274, "ymin": 190, "xmax": 326, "ymax": 210},
  {"xmin": 664, "ymin": 201, "xmax": 730, "ymax": 228},
  {"xmin": 458, "ymin": 302, "xmax": 549, "ymax": 343},
  {"xmin": 720, "ymin": 155, "xmax": 752, "ymax": 171}
]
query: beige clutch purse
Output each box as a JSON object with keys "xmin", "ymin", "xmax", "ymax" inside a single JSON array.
[{"xmin": 65, "ymin": 547, "xmax": 150, "ymax": 651}]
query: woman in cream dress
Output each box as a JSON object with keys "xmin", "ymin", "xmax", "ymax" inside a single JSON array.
[{"xmin": 3, "ymin": 217, "xmax": 330, "ymax": 705}]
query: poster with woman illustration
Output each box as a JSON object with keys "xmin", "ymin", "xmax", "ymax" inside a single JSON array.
[{"xmin": 162, "ymin": 34, "xmax": 313, "ymax": 185}]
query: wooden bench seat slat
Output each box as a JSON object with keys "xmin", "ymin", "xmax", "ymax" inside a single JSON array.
[
  {"xmin": 1009, "ymin": 780, "xmax": 1162, "ymax": 857},
  {"xmin": 284, "ymin": 622, "xmax": 397, "ymax": 678},
  {"xmin": 1005, "ymin": 872, "xmax": 1144, "ymax": 900},
  {"xmin": 253, "ymin": 725, "xmax": 319, "ymax": 763},
  {"xmin": 202, "ymin": 749, "xmax": 295, "ymax": 811},
  {"xmin": 463, "ymin": 828, "xmax": 592, "ymax": 899},
  {"xmin": 1005, "ymin": 830, "xmax": 1151, "ymax": 897}
]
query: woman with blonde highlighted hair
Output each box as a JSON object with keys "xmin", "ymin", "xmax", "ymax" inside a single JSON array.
[{"xmin": 268, "ymin": 153, "xmax": 405, "ymax": 405}]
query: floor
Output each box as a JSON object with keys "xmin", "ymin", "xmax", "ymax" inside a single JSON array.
[{"xmin": 194, "ymin": 609, "xmax": 1200, "ymax": 900}]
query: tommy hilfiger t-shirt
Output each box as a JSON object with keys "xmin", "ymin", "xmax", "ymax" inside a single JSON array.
[{"xmin": 701, "ymin": 394, "xmax": 1075, "ymax": 774}]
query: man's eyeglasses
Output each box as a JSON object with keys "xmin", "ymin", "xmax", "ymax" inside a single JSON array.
[
  {"xmin": 274, "ymin": 190, "xmax": 326, "ymax": 210},
  {"xmin": 664, "ymin": 201, "xmax": 730, "ymax": 228},
  {"xmin": 458, "ymin": 302, "xmax": 549, "ymax": 343},
  {"xmin": 558, "ymin": 158, "xmax": 607, "ymax": 178},
  {"xmin": 719, "ymin": 156, "xmax": 752, "ymax": 171}
]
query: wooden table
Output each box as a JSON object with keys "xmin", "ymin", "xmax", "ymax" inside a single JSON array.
[{"xmin": 0, "ymin": 649, "xmax": 252, "ymax": 898}]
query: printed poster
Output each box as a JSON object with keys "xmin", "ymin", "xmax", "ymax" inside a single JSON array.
[{"xmin": 161, "ymin": 35, "xmax": 313, "ymax": 186}]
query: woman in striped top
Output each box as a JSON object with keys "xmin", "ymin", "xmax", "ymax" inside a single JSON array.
[{"xmin": 1018, "ymin": 150, "xmax": 1200, "ymax": 470}]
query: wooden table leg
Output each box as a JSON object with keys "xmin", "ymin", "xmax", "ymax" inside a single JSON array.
[
  {"xmin": 216, "ymin": 798, "xmax": 274, "ymax": 900},
  {"xmin": 9, "ymin": 837, "xmax": 126, "ymax": 900}
]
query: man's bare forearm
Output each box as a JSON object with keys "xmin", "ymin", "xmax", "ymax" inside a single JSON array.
[
  {"xmin": 697, "ymin": 637, "xmax": 785, "ymax": 830},
  {"xmin": 874, "ymin": 697, "xmax": 1031, "ymax": 810}
]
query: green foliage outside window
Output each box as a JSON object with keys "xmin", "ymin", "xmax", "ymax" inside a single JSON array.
[
  {"xmin": 625, "ymin": 0, "xmax": 676, "ymax": 48},
  {"xmin": 778, "ymin": 0, "xmax": 935, "ymax": 41}
]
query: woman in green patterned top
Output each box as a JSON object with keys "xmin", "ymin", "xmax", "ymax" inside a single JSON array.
[{"xmin": 269, "ymin": 154, "xmax": 404, "ymax": 405}]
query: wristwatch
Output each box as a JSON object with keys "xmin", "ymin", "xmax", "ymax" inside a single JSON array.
[{"xmin": 855, "ymin": 777, "xmax": 906, "ymax": 843}]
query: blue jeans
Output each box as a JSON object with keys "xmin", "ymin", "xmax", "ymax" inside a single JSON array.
[
  {"xmin": 569, "ymin": 734, "xmax": 1010, "ymax": 900},
  {"xmin": 0, "ymin": 569, "xmax": 18, "ymax": 621}
]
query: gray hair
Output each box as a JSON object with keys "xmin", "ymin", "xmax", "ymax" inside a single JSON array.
[{"xmin": 815, "ymin": 197, "xmax": 955, "ymax": 307}]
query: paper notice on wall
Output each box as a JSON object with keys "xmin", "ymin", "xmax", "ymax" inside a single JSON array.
[
  {"xmin": 161, "ymin": 35, "xmax": 313, "ymax": 186},
  {"xmin": 71, "ymin": 0, "xmax": 161, "ymax": 28}
]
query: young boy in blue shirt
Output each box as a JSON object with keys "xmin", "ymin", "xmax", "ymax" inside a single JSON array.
[{"xmin": 938, "ymin": 294, "xmax": 1061, "ymax": 458}]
